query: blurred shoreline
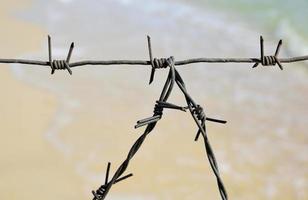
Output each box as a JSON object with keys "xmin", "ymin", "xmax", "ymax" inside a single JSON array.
[
  {"xmin": 1, "ymin": 0, "xmax": 307, "ymax": 200},
  {"xmin": 0, "ymin": 1, "xmax": 85, "ymax": 200}
]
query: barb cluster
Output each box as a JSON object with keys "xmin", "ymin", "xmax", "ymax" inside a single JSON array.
[
  {"xmin": 92, "ymin": 162, "xmax": 132, "ymax": 200},
  {"xmin": 48, "ymin": 35, "xmax": 74, "ymax": 75},
  {"xmin": 252, "ymin": 36, "xmax": 283, "ymax": 70},
  {"xmin": 192, "ymin": 105, "xmax": 226, "ymax": 141}
]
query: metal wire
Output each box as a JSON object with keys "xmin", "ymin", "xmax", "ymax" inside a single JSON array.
[
  {"xmin": 0, "ymin": 35, "xmax": 307, "ymax": 70},
  {"xmin": 174, "ymin": 69, "xmax": 228, "ymax": 200},
  {"xmin": 91, "ymin": 37, "xmax": 229, "ymax": 200},
  {"xmin": 92, "ymin": 55, "xmax": 177, "ymax": 200},
  {"xmin": 1, "ymin": 35, "xmax": 307, "ymax": 200}
]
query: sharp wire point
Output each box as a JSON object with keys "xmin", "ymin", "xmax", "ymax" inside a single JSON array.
[
  {"xmin": 115, "ymin": 173, "xmax": 133, "ymax": 184},
  {"xmin": 105, "ymin": 162, "xmax": 111, "ymax": 185},
  {"xmin": 48, "ymin": 35, "xmax": 52, "ymax": 68},
  {"xmin": 260, "ymin": 35, "xmax": 264, "ymax": 64},
  {"xmin": 252, "ymin": 63, "xmax": 259, "ymax": 68},
  {"xmin": 194, "ymin": 131, "xmax": 200, "ymax": 141},
  {"xmin": 275, "ymin": 39, "xmax": 283, "ymax": 57},
  {"xmin": 64, "ymin": 62, "xmax": 73, "ymax": 75},
  {"xmin": 147, "ymin": 35, "xmax": 155, "ymax": 84},
  {"xmin": 277, "ymin": 60, "xmax": 284, "ymax": 70},
  {"xmin": 67, "ymin": 42, "xmax": 74, "ymax": 63}
]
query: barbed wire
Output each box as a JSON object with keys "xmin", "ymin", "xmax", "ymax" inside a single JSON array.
[
  {"xmin": 1, "ymin": 35, "xmax": 308, "ymax": 200},
  {"xmin": 0, "ymin": 36, "xmax": 307, "ymax": 75}
]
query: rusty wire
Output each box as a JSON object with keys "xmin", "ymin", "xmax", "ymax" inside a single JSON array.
[{"xmin": 1, "ymin": 35, "xmax": 308, "ymax": 200}]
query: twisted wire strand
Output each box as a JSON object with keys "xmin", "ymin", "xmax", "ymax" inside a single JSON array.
[{"xmin": 92, "ymin": 57, "xmax": 176, "ymax": 200}]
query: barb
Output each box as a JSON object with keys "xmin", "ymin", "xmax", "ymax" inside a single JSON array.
[
  {"xmin": 192, "ymin": 104, "xmax": 227, "ymax": 141},
  {"xmin": 252, "ymin": 36, "xmax": 283, "ymax": 70},
  {"xmin": 48, "ymin": 35, "xmax": 73, "ymax": 75},
  {"xmin": 147, "ymin": 35, "xmax": 175, "ymax": 84},
  {"xmin": 92, "ymin": 162, "xmax": 133, "ymax": 200},
  {"xmin": 0, "ymin": 35, "xmax": 307, "ymax": 71},
  {"xmin": 147, "ymin": 35, "xmax": 155, "ymax": 84},
  {"xmin": 135, "ymin": 100, "xmax": 187, "ymax": 128}
]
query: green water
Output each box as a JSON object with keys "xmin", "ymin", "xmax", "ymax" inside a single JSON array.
[{"xmin": 194, "ymin": 0, "xmax": 308, "ymax": 41}]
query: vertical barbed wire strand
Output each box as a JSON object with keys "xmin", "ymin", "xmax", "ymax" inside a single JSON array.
[
  {"xmin": 92, "ymin": 56, "xmax": 177, "ymax": 200},
  {"xmin": 174, "ymin": 69, "xmax": 228, "ymax": 200}
]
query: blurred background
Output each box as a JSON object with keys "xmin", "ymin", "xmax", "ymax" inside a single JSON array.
[{"xmin": 0, "ymin": 0, "xmax": 307, "ymax": 199}]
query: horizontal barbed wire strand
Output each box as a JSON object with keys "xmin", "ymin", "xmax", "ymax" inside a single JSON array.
[
  {"xmin": 0, "ymin": 35, "xmax": 307, "ymax": 69},
  {"xmin": 0, "ymin": 55, "xmax": 308, "ymax": 68}
]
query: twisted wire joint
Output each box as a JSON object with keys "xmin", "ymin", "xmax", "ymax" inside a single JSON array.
[
  {"xmin": 48, "ymin": 35, "xmax": 74, "ymax": 75},
  {"xmin": 252, "ymin": 35, "xmax": 283, "ymax": 70}
]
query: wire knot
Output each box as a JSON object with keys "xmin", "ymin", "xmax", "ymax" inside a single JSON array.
[
  {"xmin": 192, "ymin": 104, "xmax": 227, "ymax": 141},
  {"xmin": 48, "ymin": 35, "xmax": 74, "ymax": 75},
  {"xmin": 135, "ymin": 100, "xmax": 186, "ymax": 129},
  {"xmin": 253, "ymin": 36, "xmax": 283, "ymax": 70},
  {"xmin": 153, "ymin": 101, "xmax": 164, "ymax": 116},
  {"xmin": 92, "ymin": 185, "xmax": 107, "ymax": 200},
  {"xmin": 147, "ymin": 35, "xmax": 175, "ymax": 84},
  {"xmin": 152, "ymin": 57, "xmax": 174, "ymax": 69},
  {"xmin": 51, "ymin": 59, "xmax": 71, "ymax": 73},
  {"xmin": 193, "ymin": 105, "xmax": 206, "ymax": 121},
  {"xmin": 149, "ymin": 56, "xmax": 175, "ymax": 84},
  {"xmin": 262, "ymin": 55, "xmax": 277, "ymax": 66}
]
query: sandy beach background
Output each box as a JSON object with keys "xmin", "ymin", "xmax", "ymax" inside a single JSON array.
[{"xmin": 0, "ymin": 0, "xmax": 307, "ymax": 200}]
